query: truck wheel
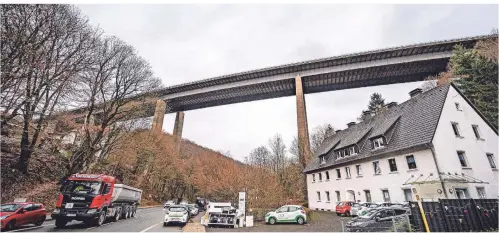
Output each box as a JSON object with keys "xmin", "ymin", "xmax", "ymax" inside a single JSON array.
[
  {"xmin": 55, "ymin": 219, "xmax": 67, "ymax": 228},
  {"xmin": 113, "ymin": 209, "xmax": 121, "ymax": 222},
  {"xmin": 125, "ymin": 207, "xmax": 130, "ymax": 219},
  {"xmin": 131, "ymin": 207, "xmax": 136, "ymax": 217},
  {"xmin": 95, "ymin": 211, "xmax": 106, "ymax": 226}
]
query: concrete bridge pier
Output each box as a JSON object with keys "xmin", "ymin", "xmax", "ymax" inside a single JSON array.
[
  {"xmin": 173, "ymin": 111, "xmax": 184, "ymax": 156},
  {"xmin": 295, "ymin": 75, "xmax": 312, "ymax": 166},
  {"xmin": 151, "ymin": 99, "xmax": 166, "ymax": 133}
]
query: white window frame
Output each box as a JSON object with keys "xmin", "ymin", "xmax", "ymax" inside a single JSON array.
[
  {"xmin": 320, "ymin": 155, "xmax": 326, "ymax": 164},
  {"xmin": 356, "ymin": 164, "xmax": 363, "ymax": 176},
  {"xmin": 457, "ymin": 151, "xmax": 469, "ymax": 168},
  {"xmin": 317, "ymin": 191, "xmax": 321, "ymax": 202},
  {"xmin": 472, "ymin": 125, "xmax": 482, "ymax": 140},
  {"xmin": 455, "ymin": 102, "xmax": 462, "ymax": 111},
  {"xmin": 345, "ymin": 167, "xmax": 351, "ymax": 178},
  {"xmin": 373, "ymin": 161, "xmax": 381, "ymax": 174},
  {"xmin": 335, "ymin": 191, "xmax": 341, "ymax": 202},
  {"xmin": 406, "ymin": 155, "xmax": 418, "ymax": 170},
  {"xmin": 312, "ymin": 174, "xmax": 316, "ymax": 182},
  {"xmin": 336, "ymin": 169, "xmax": 341, "ymax": 179},
  {"xmin": 349, "ymin": 146, "xmax": 358, "ymax": 155},
  {"xmin": 318, "ymin": 172, "xmax": 322, "ymax": 181},
  {"xmin": 325, "ymin": 191, "xmax": 331, "ymax": 202},
  {"xmin": 325, "ymin": 171, "xmax": 330, "ymax": 180},
  {"xmin": 486, "ymin": 153, "xmax": 496, "ymax": 169},
  {"xmin": 382, "ymin": 189, "xmax": 391, "ymax": 202},
  {"xmin": 373, "ymin": 137, "xmax": 385, "ymax": 149},
  {"xmin": 451, "ymin": 122, "xmax": 462, "ymax": 137},
  {"xmin": 388, "ymin": 158, "xmax": 398, "ymax": 172},
  {"xmin": 476, "ymin": 187, "xmax": 486, "ymax": 199}
]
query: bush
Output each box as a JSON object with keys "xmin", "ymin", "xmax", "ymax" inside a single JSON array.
[
  {"xmin": 247, "ymin": 208, "xmax": 275, "ymax": 221},
  {"xmin": 304, "ymin": 207, "xmax": 315, "ymax": 222}
]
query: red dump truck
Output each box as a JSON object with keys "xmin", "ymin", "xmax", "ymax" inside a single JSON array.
[{"xmin": 51, "ymin": 174, "xmax": 142, "ymax": 228}]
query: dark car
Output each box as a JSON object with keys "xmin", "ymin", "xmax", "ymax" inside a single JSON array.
[
  {"xmin": 346, "ymin": 207, "xmax": 409, "ymax": 232},
  {"xmin": 1, "ymin": 202, "xmax": 47, "ymax": 231}
]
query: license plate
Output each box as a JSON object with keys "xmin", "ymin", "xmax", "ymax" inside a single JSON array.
[
  {"xmin": 65, "ymin": 203, "xmax": 74, "ymax": 209},
  {"xmin": 67, "ymin": 214, "xmax": 76, "ymax": 217}
]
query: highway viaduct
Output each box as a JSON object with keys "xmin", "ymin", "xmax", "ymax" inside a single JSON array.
[{"xmin": 68, "ymin": 35, "xmax": 493, "ymax": 163}]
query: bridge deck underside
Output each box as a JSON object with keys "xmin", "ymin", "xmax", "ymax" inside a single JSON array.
[{"xmin": 159, "ymin": 58, "xmax": 448, "ymax": 114}]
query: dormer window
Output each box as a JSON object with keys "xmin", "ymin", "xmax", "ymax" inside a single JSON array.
[
  {"xmin": 372, "ymin": 137, "xmax": 385, "ymax": 149},
  {"xmin": 349, "ymin": 146, "xmax": 358, "ymax": 155},
  {"xmin": 319, "ymin": 155, "xmax": 326, "ymax": 164}
]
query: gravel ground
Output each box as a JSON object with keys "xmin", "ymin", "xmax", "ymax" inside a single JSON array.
[{"xmin": 206, "ymin": 211, "xmax": 351, "ymax": 232}]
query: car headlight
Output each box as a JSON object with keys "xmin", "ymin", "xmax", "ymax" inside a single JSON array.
[
  {"xmin": 87, "ymin": 209, "xmax": 97, "ymax": 214},
  {"xmin": 0, "ymin": 215, "xmax": 10, "ymax": 220},
  {"xmin": 53, "ymin": 209, "xmax": 60, "ymax": 214}
]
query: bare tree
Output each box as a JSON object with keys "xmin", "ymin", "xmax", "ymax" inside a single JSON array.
[
  {"xmin": 1, "ymin": 5, "xmax": 100, "ymax": 173},
  {"xmin": 245, "ymin": 146, "xmax": 272, "ymax": 169},
  {"xmin": 268, "ymin": 134, "xmax": 286, "ymax": 173},
  {"xmin": 68, "ymin": 35, "xmax": 161, "ymax": 174},
  {"xmin": 289, "ymin": 123, "xmax": 335, "ymax": 161}
]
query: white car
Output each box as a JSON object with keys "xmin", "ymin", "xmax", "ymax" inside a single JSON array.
[
  {"xmin": 265, "ymin": 205, "xmax": 307, "ymax": 225},
  {"xmin": 351, "ymin": 203, "xmax": 379, "ymax": 217},
  {"xmin": 164, "ymin": 205, "xmax": 189, "ymax": 226},
  {"xmin": 187, "ymin": 204, "xmax": 199, "ymax": 216}
]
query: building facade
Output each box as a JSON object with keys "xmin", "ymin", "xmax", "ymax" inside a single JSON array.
[{"xmin": 304, "ymin": 83, "xmax": 498, "ymax": 211}]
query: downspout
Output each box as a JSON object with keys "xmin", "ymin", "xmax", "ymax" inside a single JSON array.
[{"xmin": 426, "ymin": 143, "xmax": 449, "ymax": 198}]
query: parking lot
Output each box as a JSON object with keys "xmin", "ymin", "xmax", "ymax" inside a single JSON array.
[{"xmin": 206, "ymin": 211, "xmax": 348, "ymax": 232}]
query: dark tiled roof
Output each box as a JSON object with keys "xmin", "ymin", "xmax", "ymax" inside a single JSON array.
[{"xmin": 304, "ymin": 84, "xmax": 451, "ymax": 173}]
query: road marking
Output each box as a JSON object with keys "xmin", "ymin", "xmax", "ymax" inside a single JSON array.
[
  {"xmin": 140, "ymin": 223, "xmax": 159, "ymax": 233},
  {"xmin": 9, "ymin": 226, "xmax": 42, "ymax": 232}
]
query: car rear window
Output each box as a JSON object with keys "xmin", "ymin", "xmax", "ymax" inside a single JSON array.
[
  {"xmin": 394, "ymin": 209, "xmax": 407, "ymax": 215},
  {"xmin": 337, "ymin": 202, "xmax": 344, "ymax": 206}
]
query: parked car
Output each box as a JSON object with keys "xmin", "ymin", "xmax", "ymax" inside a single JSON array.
[
  {"xmin": 1, "ymin": 202, "xmax": 47, "ymax": 231},
  {"xmin": 187, "ymin": 204, "xmax": 199, "ymax": 216},
  {"xmin": 345, "ymin": 207, "xmax": 409, "ymax": 232},
  {"xmin": 164, "ymin": 200, "xmax": 175, "ymax": 209},
  {"xmin": 351, "ymin": 203, "xmax": 379, "ymax": 217},
  {"xmin": 336, "ymin": 201, "xmax": 355, "ymax": 216},
  {"xmin": 164, "ymin": 205, "xmax": 190, "ymax": 226},
  {"xmin": 265, "ymin": 205, "xmax": 306, "ymax": 225}
]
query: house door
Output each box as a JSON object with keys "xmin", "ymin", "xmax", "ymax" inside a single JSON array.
[{"xmin": 403, "ymin": 189, "xmax": 413, "ymax": 202}]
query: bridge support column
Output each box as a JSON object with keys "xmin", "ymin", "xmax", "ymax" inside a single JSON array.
[
  {"xmin": 295, "ymin": 75, "xmax": 311, "ymax": 201},
  {"xmin": 151, "ymin": 99, "xmax": 166, "ymax": 133},
  {"xmin": 173, "ymin": 111, "xmax": 184, "ymax": 156},
  {"xmin": 295, "ymin": 75, "xmax": 312, "ymax": 166}
]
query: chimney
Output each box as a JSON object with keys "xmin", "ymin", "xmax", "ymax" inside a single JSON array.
[
  {"xmin": 386, "ymin": 102, "xmax": 397, "ymax": 108},
  {"xmin": 409, "ymin": 88, "xmax": 423, "ymax": 98},
  {"xmin": 347, "ymin": 122, "xmax": 356, "ymax": 128}
]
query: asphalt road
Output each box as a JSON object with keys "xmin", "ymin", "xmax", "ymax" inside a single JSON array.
[{"xmin": 6, "ymin": 207, "xmax": 196, "ymax": 232}]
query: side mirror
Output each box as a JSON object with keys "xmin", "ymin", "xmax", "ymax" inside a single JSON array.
[{"xmin": 18, "ymin": 209, "xmax": 25, "ymax": 214}]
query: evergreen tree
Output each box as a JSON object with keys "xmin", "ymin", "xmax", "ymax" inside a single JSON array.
[
  {"xmin": 367, "ymin": 93, "xmax": 386, "ymax": 112},
  {"xmin": 451, "ymin": 40, "xmax": 498, "ymax": 129}
]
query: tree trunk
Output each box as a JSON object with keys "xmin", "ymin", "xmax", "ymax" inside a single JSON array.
[{"xmin": 16, "ymin": 120, "xmax": 32, "ymax": 174}]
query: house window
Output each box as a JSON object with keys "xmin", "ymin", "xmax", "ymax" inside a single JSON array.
[
  {"xmin": 457, "ymin": 151, "xmax": 468, "ymax": 167},
  {"xmin": 455, "ymin": 188, "xmax": 469, "ymax": 199},
  {"xmin": 336, "ymin": 169, "xmax": 341, "ymax": 179},
  {"xmin": 319, "ymin": 173, "xmax": 323, "ymax": 181},
  {"xmin": 476, "ymin": 187, "xmax": 486, "ymax": 199},
  {"xmin": 451, "ymin": 122, "xmax": 461, "ymax": 137},
  {"xmin": 325, "ymin": 171, "xmax": 330, "ymax": 180},
  {"xmin": 472, "ymin": 125, "xmax": 482, "ymax": 140},
  {"xmin": 345, "ymin": 167, "xmax": 351, "ymax": 178},
  {"xmin": 372, "ymin": 137, "xmax": 385, "ymax": 149},
  {"xmin": 455, "ymin": 102, "xmax": 462, "ymax": 111},
  {"xmin": 382, "ymin": 190, "xmax": 391, "ymax": 202},
  {"xmin": 406, "ymin": 155, "xmax": 417, "ymax": 169},
  {"xmin": 388, "ymin": 158, "xmax": 398, "ymax": 172},
  {"xmin": 312, "ymin": 174, "xmax": 316, "ymax": 182},
  {"xmin": 373, "ymin": 161, "xmax": 381, "ymax": 174},
  {"xmin": 403, "ymin": 189, "xmax": 413, "ymax": 201},
  {"xmin": 349, "ymin": 146, "xmax": 357, "ymax": 155},
  {"xmin": 486, "ymin": 153, "xmax": 496, "ymax": 169},
  {"xmin": 326, "ymin": 191, "xmax": 331, "ymax": 202},
  {"xmin": 320, "ymin": 155, "xmax": 326, "ymax": 164},
  {"xmin": 356, "ymin": 165, "xmax": 362, "ymax": 176},
  {"xmin": 317, "ymin": 192, "xmax": 321, "ymax": 202},
  {"xmin": 364, "ymin": 190, "xmax": 371, "ymax": 202},
  {"xmin": 335, "ymin": 191, "xmax": 341, "ymax": 202},
  {"xmin": 344, "ymin": 148, "xmax": 350, "ymax": 156}
]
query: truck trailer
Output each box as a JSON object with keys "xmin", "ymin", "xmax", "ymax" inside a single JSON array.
[{"xmin": 51, "ymin": 174, "xmax": 142, "ymax": 228}]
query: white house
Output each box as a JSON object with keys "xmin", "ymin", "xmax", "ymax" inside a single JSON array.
[{"xmin": 304, "ymin": 83, "xmax": 498, "ymax": 211}]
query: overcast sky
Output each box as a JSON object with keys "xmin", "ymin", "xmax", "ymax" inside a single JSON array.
[{"xmin": 78, "ymin": 4, "xmax": 497, "ymax": 161}]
